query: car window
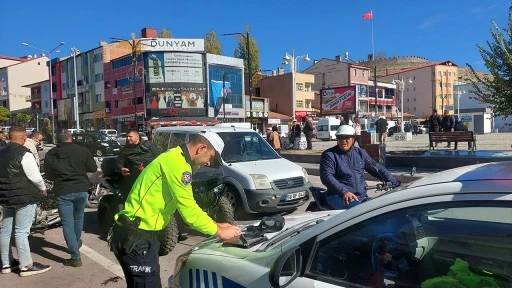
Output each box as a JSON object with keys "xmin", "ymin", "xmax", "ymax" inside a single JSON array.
[
  {"xmin": 218, "ymin": 132, "xmax": 279, "ymax": 163},
  {"xmin": 74, "ymin": 135, "xmax": 85, "ymax": 143},
  {"xmin": 169, "ymin": 133, "xmax": 186, "ymax": 149},
  {"xmin": 318, "ymin": 125, "xmax": 328, "ymax": 132},
  {"xmin": 329, "ymin": 125, "xmax": 340, "ymax": 132},
  {"xmin": 153, "ymin": 132, "xmax": 171, "ymax": 151},
  {"xmin": 92, "ymin": 134, "xmax": 108, "ymax": 141},
  {"xmin": 307, "ymin": 202, "xmax": 512, "ymax": 288},
  {"xmin": 85, "ymin": 135, "xmax": 95, "ymax": 143}
]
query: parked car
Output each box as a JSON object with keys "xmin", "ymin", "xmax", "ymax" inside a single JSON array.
[
  {"xmin": 116, "ymin": 132, "xmax": 148, "ymax": 146},
  {"xmin": 153, "ymin": 125, "xmax": 311, "ymax": 217},
  {"xmin": 98, "ymin": 129, "xmax": 118, "ymax": 138},
  {"xmin": 68, "ymin": 129, "xmax": 85, "ymax": 135},
  {"xmin": 72, "ymin": 132, "xmax": 121, "ymax": 156},
  {"xmin": 169, "ymin": 161, "xmax": 512, "ymax": 288}
]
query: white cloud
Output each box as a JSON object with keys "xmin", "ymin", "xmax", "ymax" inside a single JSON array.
[{"xmin": 419, "ymin": 14, "xmax": 447, "ymax": 29}]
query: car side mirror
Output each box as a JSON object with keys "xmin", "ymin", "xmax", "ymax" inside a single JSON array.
[{"xmin": 269, "ymin": 247, "xmax": 302, "ymax": 288}]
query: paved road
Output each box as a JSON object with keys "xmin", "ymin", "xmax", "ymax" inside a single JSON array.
[{"xmin": 0, "ymin": 175, "xmax": 387, "ymax": 287}]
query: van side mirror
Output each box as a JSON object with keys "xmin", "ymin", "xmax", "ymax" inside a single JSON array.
[{"xmin": 269, "ymin": 247, "xmax": 302, "ymax": 288}]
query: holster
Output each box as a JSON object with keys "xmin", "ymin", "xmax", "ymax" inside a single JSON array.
[{"xmin": 109, "ymin": 215, "xmax": 144, "ymax": 254}]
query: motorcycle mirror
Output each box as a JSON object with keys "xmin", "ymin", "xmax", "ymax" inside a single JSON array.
[{"xmin": 410, "ymin": 167, "xmax": 416, "ymax": 177}]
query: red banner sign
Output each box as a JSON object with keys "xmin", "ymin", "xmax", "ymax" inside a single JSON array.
[{"xmin": 320, "ymin": 86, "xmax": 356, "ymax": 115}]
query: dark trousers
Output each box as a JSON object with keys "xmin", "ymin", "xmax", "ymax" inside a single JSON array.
[
  {"xmin": 305, "ymin": 133, "xmax": 313, "ymax": 149},
  {"xmin": 355, "ymin": 135, "xmax": 362, "ymax": 147},
  {"xmin": 111, "ymin": 225, "xmax": 162, "ymax": 288},
  {"xmin": 56, "ymin": 192, "xmax": 88, "ymax": 260},
  {"xmin": 454, "ymin": 142, "xmax": 472, "ymax": 150}
]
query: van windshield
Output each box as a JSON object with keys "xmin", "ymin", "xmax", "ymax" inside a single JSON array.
[{"xmin": 217, "ymin": 132, "xmax": 280, "ymax": 163}]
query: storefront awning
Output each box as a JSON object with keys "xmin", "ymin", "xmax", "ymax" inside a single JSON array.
[{"xmin": 148, "ymin": 118, "xmax": 219, "ymax": 128}]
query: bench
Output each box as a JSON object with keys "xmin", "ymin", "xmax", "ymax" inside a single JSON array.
[
  {"xmin": 429, "ymin": 132, "xmax": 476, "ymax": 151},
  {"xmin": 362, "ymin": 144, "xmax": 386, "ymax": 164}
]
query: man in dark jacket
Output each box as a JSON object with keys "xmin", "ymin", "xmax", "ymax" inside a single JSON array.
[
  {"xmin": 441, "ymin": 110, "xmax": 455, "ymax": 148},
  {"xmin": 116, "ymin": 129, "xmax": 161, "ymax": 198},
  {"xmin": 320, "ymin": 125, "xmax": 400, "ymax": 209},
  {"xmin": 453, "ymin": 120, "xmax": 472, "ymax": 150},
  {"xmin": 289, "ymin": 119, "xmax": 301, "ymax": 148},
  {"xmin": 44, "ymin": 129, "xmax": 97, "ymax": 267},
  {"xmin": 429, "ymin": 109, "xmax": 442, "ymax": 148},
  {"xmin": 302, "ymin": 117, "xmax": 315, "ymax": 150},
  {"xmin": 0, "ymin": 126, "xmax": 51, "ymax": 276},
  {"xmin": 375, "ymin": 116, "xmax": 388, "ymax": 144}
]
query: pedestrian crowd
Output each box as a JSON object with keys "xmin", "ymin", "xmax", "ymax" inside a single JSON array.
[{"xmin": 0, "ymin": 126, "xmax": 239, "ymax": 288}]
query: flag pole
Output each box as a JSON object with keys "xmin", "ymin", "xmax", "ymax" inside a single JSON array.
[{"xmin": 371, "ymin": 10, "xmax": 375, "ymax": 61}]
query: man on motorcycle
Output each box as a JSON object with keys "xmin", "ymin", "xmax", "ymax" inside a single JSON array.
[
  {"xmin": 319, "ymin": 125, "xmax": 400, "ymax": 209},
  {"xmin": 116, "ymin": 129, "xmax": 161, "ymax": 198}
]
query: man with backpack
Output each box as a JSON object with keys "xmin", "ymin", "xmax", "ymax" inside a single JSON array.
[{"xmin": 116, "ymin": 129, "xmax": 162, "ymax": 198}]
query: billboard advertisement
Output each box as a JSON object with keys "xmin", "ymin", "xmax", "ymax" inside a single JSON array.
[
  {"xmin": 148, "ymin": 86, "xmax": 206, "ymax": 117},
  {"xmin": 145, "ymin": 52, "xmax": 207, "ymax": 117},
  {"xmin": 208, "ymin": 65, "xmax": 244, "ymax": 118},
  {"xmin": 320, "ymin": 86, "xmax": 356, "ymax": 115},
  {"xmin": 57, "ymin": 98, "xmax": 73, "ymax": 121}
]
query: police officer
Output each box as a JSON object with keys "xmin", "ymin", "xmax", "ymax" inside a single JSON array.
[{"xmin": 110, "ymin": 131, "xmax": 240, "ymax": 287}]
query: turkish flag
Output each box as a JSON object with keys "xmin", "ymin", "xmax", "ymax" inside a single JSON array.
[{"xmin": 363, "ymin": 10, "xmax": 373, "ymax": 20}]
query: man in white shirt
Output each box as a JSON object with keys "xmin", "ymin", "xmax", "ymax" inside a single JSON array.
[
  {"xmin": 23, "ymin": 131, "xmax": 43, "ymax": 167},
  {"xmin": 0, "ymin": 126, "xmax": 51, "ymax": 276}
]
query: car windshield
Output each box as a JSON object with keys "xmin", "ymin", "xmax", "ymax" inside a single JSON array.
[
  {"xmin": 217, "ymin": 132, "xmax": 280, "ymax": 163},
  {"xmin": 92, "ymin": 134, "xmax": 109, "ymax": 141}
]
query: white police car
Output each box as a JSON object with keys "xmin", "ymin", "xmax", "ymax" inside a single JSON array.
[{"xmin": 169, "ymin": 161, "xmax": 512, "ymax": 288}]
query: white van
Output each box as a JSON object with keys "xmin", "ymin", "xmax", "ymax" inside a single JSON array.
[
  {"xmin": 316, "ymin": 117, "xmax": 341, "ymax": 141},
  {"xmin": 153, "ymin": 125, "xmax": 311, "ymax": 215}
]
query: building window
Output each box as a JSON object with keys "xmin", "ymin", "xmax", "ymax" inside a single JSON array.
[
  {"xmin": 438, "ymin": 71, "xmax": 441, "ymax": 77},
  {"xmin": 115, "ymin": 78, "xmax": 131, "ymax": 87},
  {"xmin": 305, "ymin": 83, "xmax": 312, "ymax": 92},
  {"xmin": 296, "ymin": 100, "xmax": 304, "ymax": 108},
  {"xmin": 353, "ymin": 68, "xmax": 357, "ymax": 76},
  {"xmin": 305, "ymin": 100, "xmax": 312, "ymax": 108},
  {"xmin": 112, "ymin": 56, "xmax": 133, "ymax": 69},
  {"xmin": 362, "ymin": 70, "xmax": 366, "ymax": 78},
  {"xmin": 93, "ymin": 53, "xmax": 102, "ymax": 63},
  {"xmin": 296, "ymin": 83, "xmax": 304, "ymax": 91},
  {"xmin": 81, "ymin": 55, "xmax": 88, "ymax": 67},
  {"xmin": 83, "ymin": 75, "xmax": 89, "ymax": 85},
  {"xmin": 94, "ymin": 73, "xmax": 103, "ymax": 82},
  {"xmin": 96, "ymin": 94, "xmax": 104, "ymax": 102},
  {"xmin": 114, "ymin": 100, "xmax": 119, "ymax": 108}
]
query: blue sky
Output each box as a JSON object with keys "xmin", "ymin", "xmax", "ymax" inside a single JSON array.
[{"xmin": 1, "ymin": 0, "xmax": 509, "ymax": 73}]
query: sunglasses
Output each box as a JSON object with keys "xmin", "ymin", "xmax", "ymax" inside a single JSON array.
[{"xmin": 336, "ymin": 136, "xmax": 353, "ymax": 140}]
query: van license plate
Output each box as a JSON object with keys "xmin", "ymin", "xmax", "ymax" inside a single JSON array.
[{"xmin": 285, "ymin": 191, "xmax": 305, "ymax": 201}]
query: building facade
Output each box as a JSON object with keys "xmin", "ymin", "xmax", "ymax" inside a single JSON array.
[
  {"xmin": 254, "ymin": 72, "xmax": 315, "ymax": 123},
  {"xmin": 380, "ymin": 61, "xmax": 458, "ymax": 119},
  {"xmin": 0, "ymin": 56, "xmax": 50, "ymax": 114},
  {"xmin": 304, "ymin": 58, "xmax": 397, "ymax": 118}
]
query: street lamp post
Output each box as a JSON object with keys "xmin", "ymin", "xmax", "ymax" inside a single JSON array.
[
  {"xmin": 392, "ymin": 77, "xmax": 412, "ymax": 133},
  {"xmin": 110, "ymin": 37, "xmax": 140, "ymax": 129},
  {"xmin": 456, "ymin": 88, "xmax": 466, "ymax": 118},
  {"xmin": 282, "ymin": 50, "xmax": 310, "ymax": 121},
  {"xmin": 222, "ymin": 29, "xmax": 252, "ymax": 128},
  {"xmin": 71, "ymin": 47, "xmax": 80, "ymax": 130},
  {"xmin": 22, "ymin": 41, "xmax": 65, "ymax": 143}
]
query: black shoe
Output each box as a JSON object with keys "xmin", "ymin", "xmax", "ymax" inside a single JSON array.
[
  {"xmin": 1, "ymin": 259, "xmax": 20, "ymax": 274},
  {"xmin": 63, "ymin": 258, "xmax": 82, "ymax": 267},
  {"xmin": 19, "ymin": 262, "xmax": 51, "ymax": 277}
]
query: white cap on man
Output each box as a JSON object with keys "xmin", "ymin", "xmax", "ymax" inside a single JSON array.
[{"xmin": 198, "ymin": 130, "xmax": 225, "ymax": 168}]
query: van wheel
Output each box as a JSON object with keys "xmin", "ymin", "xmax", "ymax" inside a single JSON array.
[
  {"xmin": 224, "ymin": 187, "xmax": 244, "ymax": 220},
  {"xmin": 158, "ymin": 216, "xmax": 179, "ymax": 256}
]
